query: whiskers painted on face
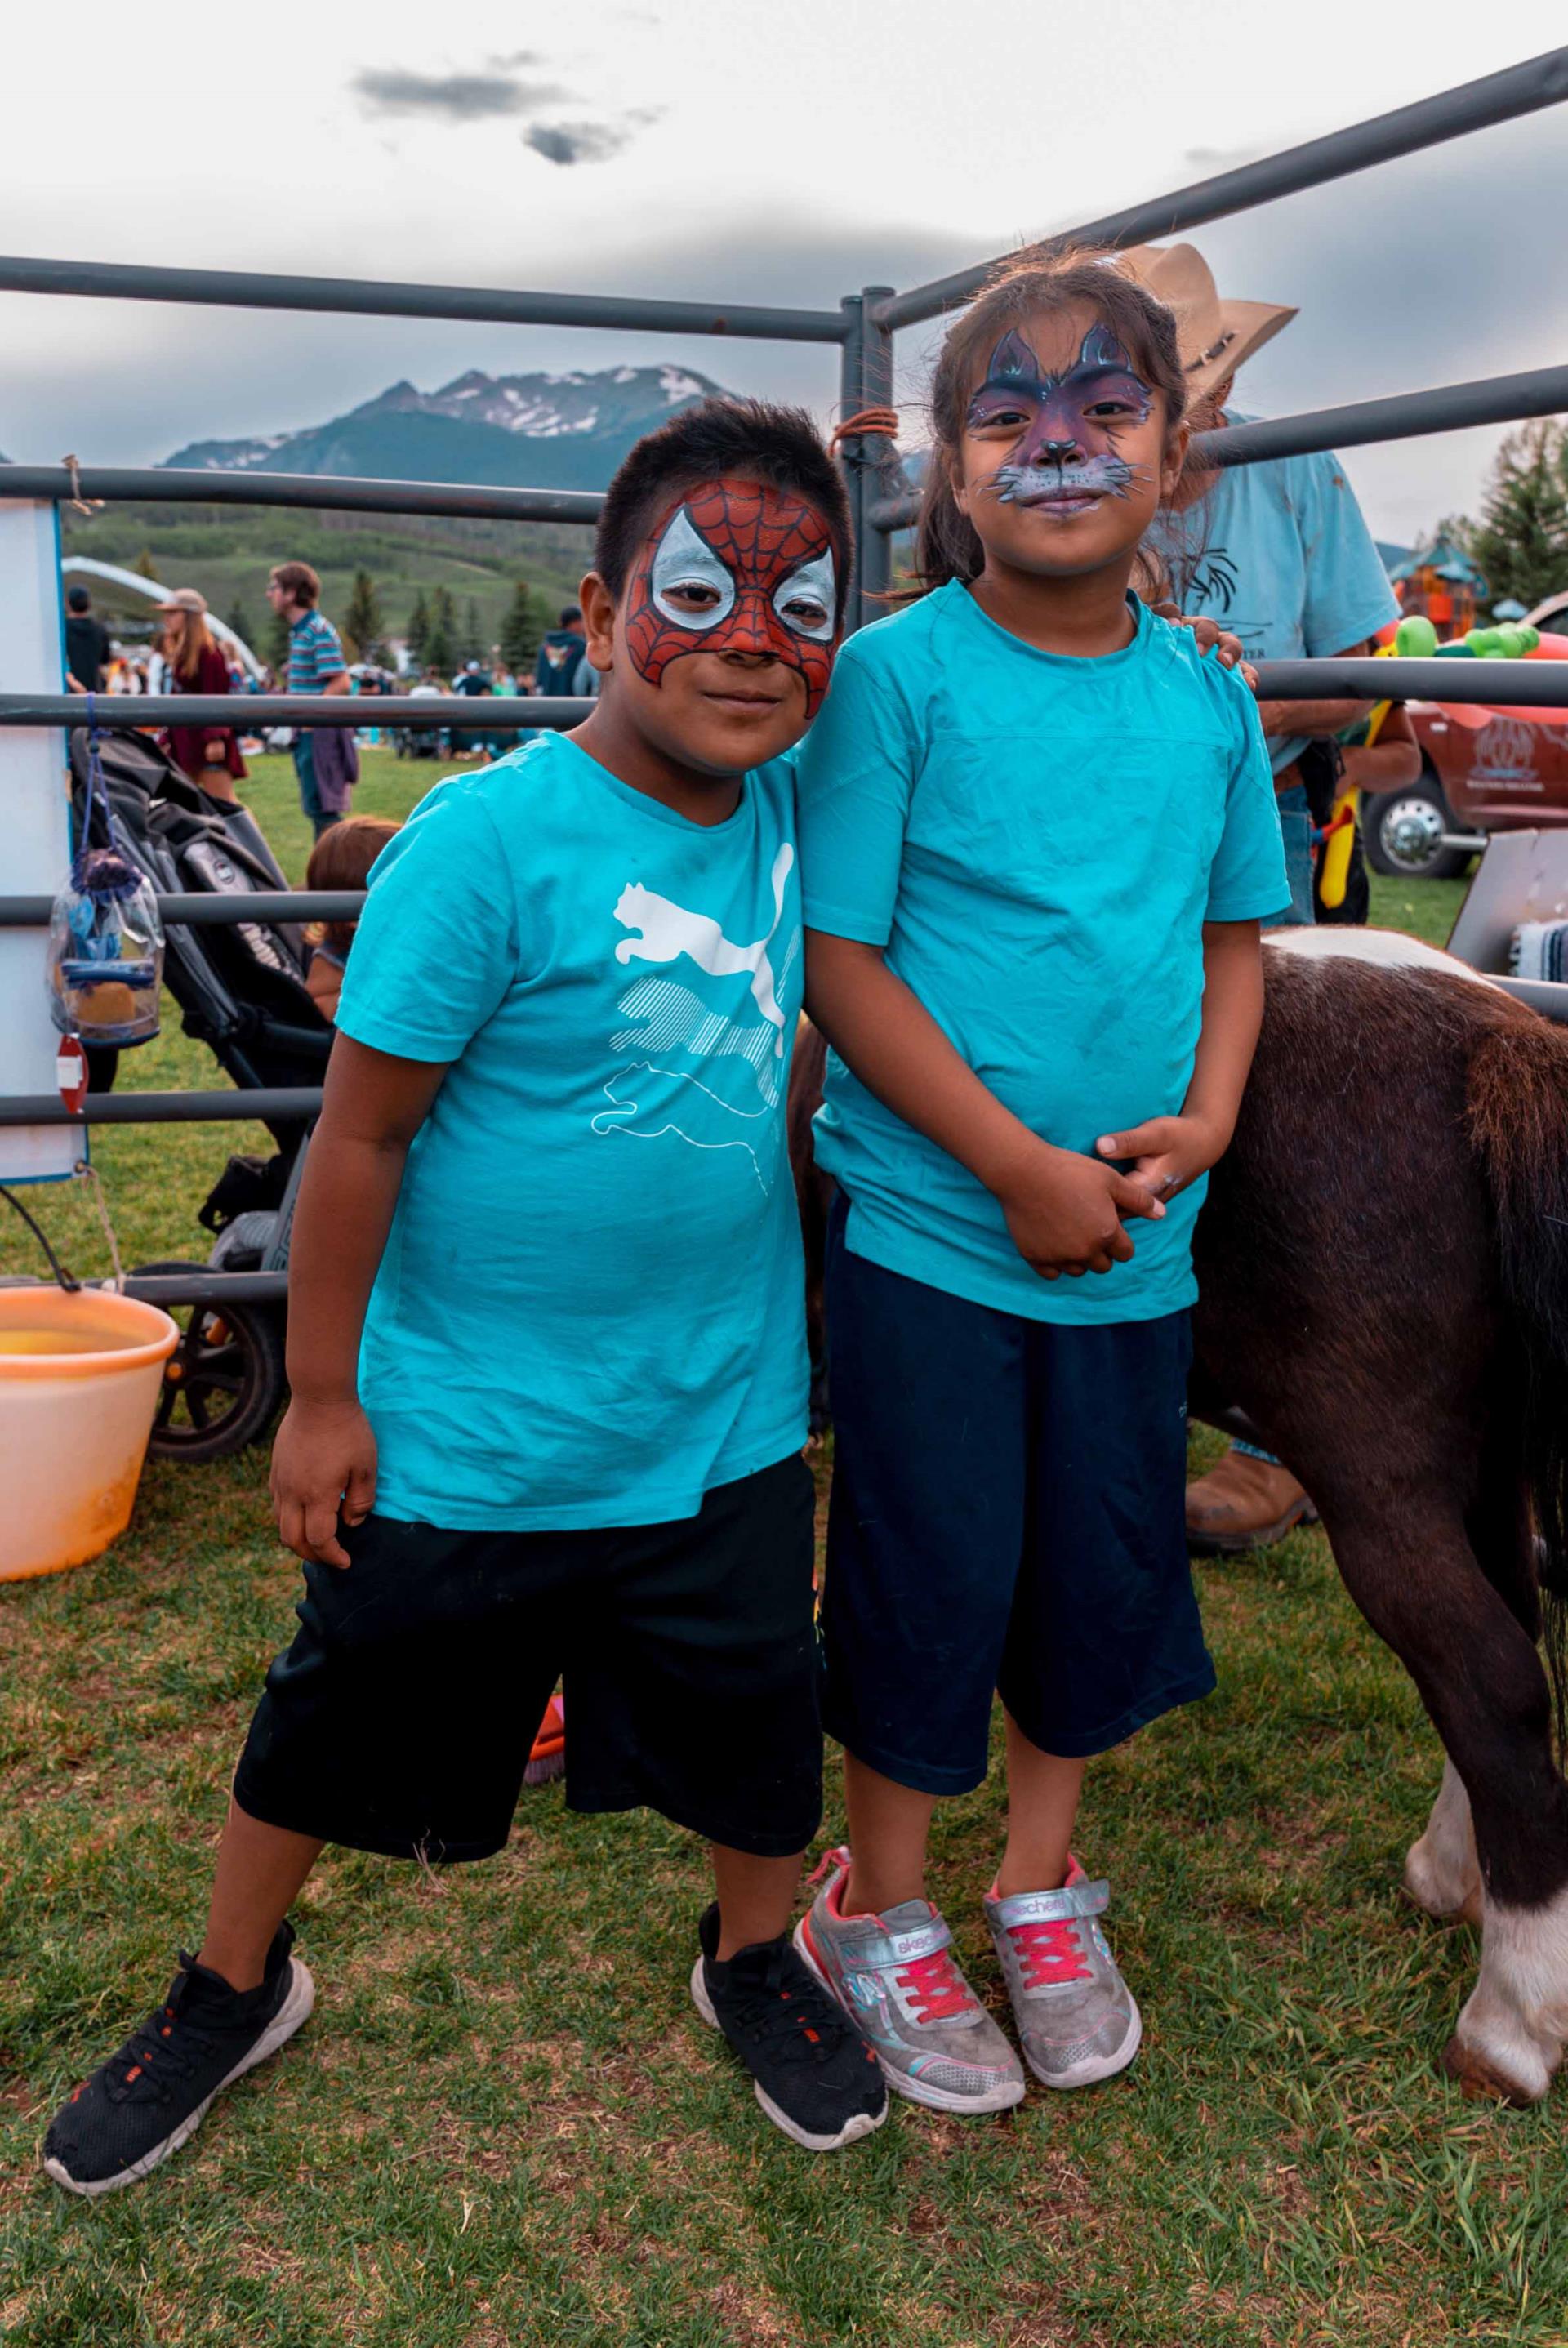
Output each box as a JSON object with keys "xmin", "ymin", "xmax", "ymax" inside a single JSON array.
[{"xmin": 988, "ymin": 452, "xmax": 1146, "ymax": 506}]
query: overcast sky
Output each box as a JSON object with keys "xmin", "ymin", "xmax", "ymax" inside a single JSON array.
[{"xmin": 4, "ymin": 7, "xmax": 1561, "ymax": 544}]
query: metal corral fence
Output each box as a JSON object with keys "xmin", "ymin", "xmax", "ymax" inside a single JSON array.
[{"xmin": 2, "ymin": 42, "xmax": 1567, "ymax": 1311}]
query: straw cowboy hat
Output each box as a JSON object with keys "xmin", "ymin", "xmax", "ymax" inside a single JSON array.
[
  {"xmin": 154, "ymin": 586, "xmax": 208, "ymax": 614},
  {"xmin": 1115, "ymin": 243, "xmax": 1296, "ymax": 399}
]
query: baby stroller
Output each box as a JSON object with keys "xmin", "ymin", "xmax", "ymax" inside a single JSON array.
[{"xmin": 69, "ymin": 728, "xmax": 332, "ymax": 1461}]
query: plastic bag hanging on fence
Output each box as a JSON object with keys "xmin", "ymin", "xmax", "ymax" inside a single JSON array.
[{"xmin": 46, "ymin": 714, "xmax": 163, "ymax": 1046}]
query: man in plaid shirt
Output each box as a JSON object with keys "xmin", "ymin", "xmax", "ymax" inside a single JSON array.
[{"xmin": 267, "ymin": 562, "xmax": 350, "ymax": 838}]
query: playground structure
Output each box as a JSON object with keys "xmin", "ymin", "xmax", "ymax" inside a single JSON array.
[{"xmin": 1, "ymin": 43, "xmax": 1568, "ymax": 1331}]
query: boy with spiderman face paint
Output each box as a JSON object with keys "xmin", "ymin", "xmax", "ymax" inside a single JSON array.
[{"xmin": 42, "ymin": 403, "xmax": 890, "ymax": 2199}]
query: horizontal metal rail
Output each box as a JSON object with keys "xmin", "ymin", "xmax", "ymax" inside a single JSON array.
[
  {"xmin": 0, "ymin": 1089, "xmax": 321, "ymax": 1127},
  {"xmin": 0, "ymin": 892, "xmax": 365, "ymax": 927},
  {"xmin": 0, "ymin": 694, "xmax": 592, "ymax": 727},
  {"xmin": 876, "ymin": 47, "xmax": 1568, "ymax": 332},
  {"xmin": 0, "ymin": 255, "xmax": 847, "ymax": 345},
  {"xmin": 865, "ymin": 362, "xmax": 1568, "ymax": 532},
  {"xmin": 1257, "ymin": 658, "xmax": 1568, "ymax": 703},
  {"xmin": 1206, "ymin": 364, "xmax": 1568, "ymax": 469},
  {"xmin": 7, "ymin": 666, "xmax": 1568, "ymax": 737},
  {"xmin": 126, "ymin": 1269, "xmax": 289, "ymax": 1306},
  {"xmin": 0, "ymin": 461, "xmax": 603, "ymax": 525}
]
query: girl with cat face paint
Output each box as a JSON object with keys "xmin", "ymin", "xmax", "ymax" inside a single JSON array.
[{"xmin": 793, "ymin": 250, "xmax": 1290, "ymax": 2117}]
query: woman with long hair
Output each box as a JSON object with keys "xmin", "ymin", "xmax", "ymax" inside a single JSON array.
[{"xmin": 157, "ymin": 588, "xmax": 247, "ymax": 801}]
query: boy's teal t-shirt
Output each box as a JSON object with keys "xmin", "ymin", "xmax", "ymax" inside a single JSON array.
[
  {"xmin": 795, "ymin": 584, "xmax": 1290, "ymax": 1325},
  {"xmin": 335, "ymin": 733, "xmax": 808, "ymax": 1530}
]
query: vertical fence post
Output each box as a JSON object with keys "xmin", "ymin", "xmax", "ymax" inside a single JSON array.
[
  {"xmin": 0, "ymin": 499, "xmax": 75, "ymax": 1183},
  {"xmin": 836, "ymin": 294, "xmax": 866, "ymax": 635},
  {"xmin": 855, "ymin": 287, "xmax": 896, "ymax": 625}
]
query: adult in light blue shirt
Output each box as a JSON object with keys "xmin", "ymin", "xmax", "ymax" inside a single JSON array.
[
  {"xmin": 796, "ymin": 588, "xmax": 1289, "ymax": 1326},
  {"xmin": 1151, "ymin": 408, "xmax": 1398, "ymax": 923},
  {"xmin": 336, "ymin": 732, "xmax": 808, "ymax": 1529}
]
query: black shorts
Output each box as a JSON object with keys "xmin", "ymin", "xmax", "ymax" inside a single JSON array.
[
  {"xmin": 234, "ymin": 1453, "xmax": 821, "ymax": 1863},
  {"xmin": 822, "ymin": 1195, "xmax": 1214, "ymax": 1793}
]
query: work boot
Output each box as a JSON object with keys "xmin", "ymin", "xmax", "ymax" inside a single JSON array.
[{"xmin": 1185, "ymin": 1446, "xmax": 1316, "ymax": 1554}]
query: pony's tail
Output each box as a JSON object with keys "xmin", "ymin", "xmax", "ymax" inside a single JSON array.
[{"xmin": 1467, "ymin": 1018, "xmax": 1568, "ymax": 1742}]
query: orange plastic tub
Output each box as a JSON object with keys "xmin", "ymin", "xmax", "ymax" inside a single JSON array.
[{"xmin": 0, "ymin": 1286, "xmax": 179, "ymax": 1582}]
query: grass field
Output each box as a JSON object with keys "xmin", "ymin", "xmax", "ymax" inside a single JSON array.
[{"xmin": 0, "ymin": 768, "xmax": 1538, "ymax": 2348}]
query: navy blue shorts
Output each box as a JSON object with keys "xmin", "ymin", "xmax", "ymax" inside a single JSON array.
[{"xmin": 822, "ymin": 1195, "xmax": 1214, "ymax": 1793}]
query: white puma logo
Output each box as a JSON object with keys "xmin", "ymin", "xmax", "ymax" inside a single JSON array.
[{"xmin": 611, "ymin": 844, "xmax": 794, "ymax": 1056}]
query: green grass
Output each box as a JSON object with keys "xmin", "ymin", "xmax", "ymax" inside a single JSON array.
[{"xmin": 1, "ymin": 799, "xmax": 1544, "ymax": 2347}]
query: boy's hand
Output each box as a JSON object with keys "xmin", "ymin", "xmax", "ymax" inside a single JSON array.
[
  {"xmin": 1152, "ymin": 604, "xmax": 1258, "ymax": 689},
  {"xmin": 994, "ymin": 1140, "xmax": 1165, "ymax": 1281},
  {"xmin": 270, "ymin": 1397, "xmax": 378, "ymax": 1569},
  {"xmin": 1095, "ymin": 1112, "xmax": 1229, "ymax": 1205}
]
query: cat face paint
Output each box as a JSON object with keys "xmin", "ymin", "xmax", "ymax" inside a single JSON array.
[
  {"xmin": 625, "ymin": 479, "xmax": 840, "ymax": 717},
  {"xmin": 964, "ymin": 323, "xmax": 1156, "ymax": 510}
]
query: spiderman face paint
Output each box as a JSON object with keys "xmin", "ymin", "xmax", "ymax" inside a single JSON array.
[
  {"xmin": 625, "ymin": 479, "xmax": 840, "ymax": 719},
  {"xmin": 965, "ymin": 324, "xmax": 1156, "ymax": 511}
]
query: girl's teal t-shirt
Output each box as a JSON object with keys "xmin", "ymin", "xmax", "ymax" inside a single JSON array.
[
  {"xmin": 795, "ymin": 584, "xmax": 1290, "ymax": 1324},
  {"xmin": 335, "ymin": 733, "xmax": 807, "ymax": 1530}
]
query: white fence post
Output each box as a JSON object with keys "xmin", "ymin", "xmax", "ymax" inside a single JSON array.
[{"xmin": 0, "ymin": 500, "xmax": 78, "ymax": 1183}]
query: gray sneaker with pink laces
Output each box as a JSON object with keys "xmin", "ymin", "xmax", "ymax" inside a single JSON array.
[
  {"xmin": 982, "ymin": 1859, "xmax": 1142, "ymax": 2090},
  {"xmin": 796, "ymin": 1847, "xmax": 1024, "ymax": 2114}
]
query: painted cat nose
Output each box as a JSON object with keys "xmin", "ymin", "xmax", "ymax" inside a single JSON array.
[{"xmin": 1038, "ymin": 438, "xmax": 1080, "ymax": 461}]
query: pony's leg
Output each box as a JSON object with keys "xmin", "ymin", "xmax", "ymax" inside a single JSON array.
[
  {"xmin": 1403, "ymin": 1758, "xmax": 1481, "ymax": 1925},
  {"xmin": 1326, "ymin": 1507, "xmax": 1568, "ymax": 2104}
]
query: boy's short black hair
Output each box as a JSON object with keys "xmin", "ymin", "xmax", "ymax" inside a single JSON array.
[
  {"xmin": 66, "ymin": 585, "xmax": 91, "ymax": 613},
  {"xmin": 559, "ymin": 605, "xmax": 582, "ymax": 626},
  {"xmin": 595, "ymin": 399, "xmax": 853, "ymax": 627}
]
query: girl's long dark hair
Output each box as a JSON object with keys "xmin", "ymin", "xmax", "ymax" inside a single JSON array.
[{"xmin": 914, "ymin": 246, "xmax": 1206, "ymax": 596}]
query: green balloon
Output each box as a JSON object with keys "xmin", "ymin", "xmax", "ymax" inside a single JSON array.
[
  {"xmin": 1467, "ymin": 628, "xmax": 1504, "ymax": 655},
  {"xmin": 1395, "ymin": 615, "xmax": 1438, "ymax": 657},
  {"xmin": 1519, "ymin": 624, "xmax": 1542, "ymax": 652},
  {"xmin": 1495, "ymin": 626, "xmax": 1526, "ymax": 658}
]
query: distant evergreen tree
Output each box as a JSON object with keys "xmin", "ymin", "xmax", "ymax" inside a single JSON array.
[
  {"xmin": 1466, "ymin": 423, "xmax": 1568, "ymax": 611},
  {"xmin": 343, "ymin": 568, "xmax": 385, "ymax": 664},
  {"xmin": 132, "ymin": 547, "xmax": 160, "ymax": 581},
  {"xmin": 406, "ymin": 590, "xmax": 430, "ymax": 662},
  {"xmin": 265, "ymin": 605, "xmax": 292, "ymax": 674},
  {"xmin": 463, "ymin": 597, "xmax": 485, "ymax": 663},
  {"xmin": 225, "ymin": 597, "xmax": 252, "ymax": 648},
  {"xmin": 425, "ymin": 586, "xmax": 457, "ymax": 675},
  {"xmin": 498, "ymin": 581, "xmax": 545, "ymax": 675}
]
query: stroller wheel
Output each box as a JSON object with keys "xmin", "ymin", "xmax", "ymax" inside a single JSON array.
[{"xmin": 136, "ymin": 1261, "xmax": 287, "ymax": 1463}]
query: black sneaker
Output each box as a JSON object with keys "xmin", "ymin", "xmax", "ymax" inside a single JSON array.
[
  {"xmin": 689, "ymin": 1902, "xmax": 888, "ymax": 2152},
  {"xmin": 42, "ymin": 1923, "xmax": 314, "ymax": 2197}
]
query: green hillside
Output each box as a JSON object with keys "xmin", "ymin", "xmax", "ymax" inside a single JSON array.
[{"xmin": 60, "ymin": 501, "xmax": 596, "ymax": 666}]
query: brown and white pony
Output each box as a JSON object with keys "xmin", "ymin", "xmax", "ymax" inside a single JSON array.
[{"xmin": 790, "ymin": 931, "xmax": 1568, "ymax": 2105}]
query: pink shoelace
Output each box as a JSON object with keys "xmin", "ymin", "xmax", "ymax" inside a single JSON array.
[
  {"xmin": 1007, "ymin": 1916, "xmax": 1090, "ymax": 1990},
  {"xmin": 894, "ymin": 1948, "xmax": 975, "ymax": 2023}
]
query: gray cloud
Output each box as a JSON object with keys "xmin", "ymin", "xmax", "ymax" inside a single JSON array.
[
  {"xmin": 351, "ymin": 69, "xmax": 570, "ymax": 123},
  {"xmin": 1183, "ymin": 144, "xmax": 1267, "ymax": 173},
  {"xmin": 524, "ymin": 120, "xmax": 635, "ymax": 166}
]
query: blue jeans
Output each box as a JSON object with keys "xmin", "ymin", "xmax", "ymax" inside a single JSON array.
[
  {"xmin": 1275, "ymin": 781, "xmax": 1316, "ymax": 928},
  {"xmin": 292, "ymin": 735, "xmax": 340, "ymax": 840}
]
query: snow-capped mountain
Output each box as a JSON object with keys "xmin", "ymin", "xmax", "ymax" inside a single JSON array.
[{"xmin": 163, "ymin": 364, "xmax": 727, "ymax": 492}]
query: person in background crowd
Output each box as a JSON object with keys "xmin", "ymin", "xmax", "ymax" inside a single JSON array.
[
  {"xmin": 64, "ymin": 584, "xmax": 112, "ymax": 692},
  {"xmin": 266, "ymin": 561, "xmax": 351, "ymax": 838},
  {"xmin": 301, "ymin": 816, "xmax": 400, "ymax": 1023},
  {"xmin": 451, "ymin": 657, "xmax": 493, "ymax": 759},
  {"xmin": 1126, "ymin": 240, "xmax": 1400, "ymax": 1555},
  {"xmin": 534, "ymin": 605, "xmax": 587, "ymax": 697},
  {"xmin": 157, "ymin": 588, "xmax": 247, "ymax": 803}
]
